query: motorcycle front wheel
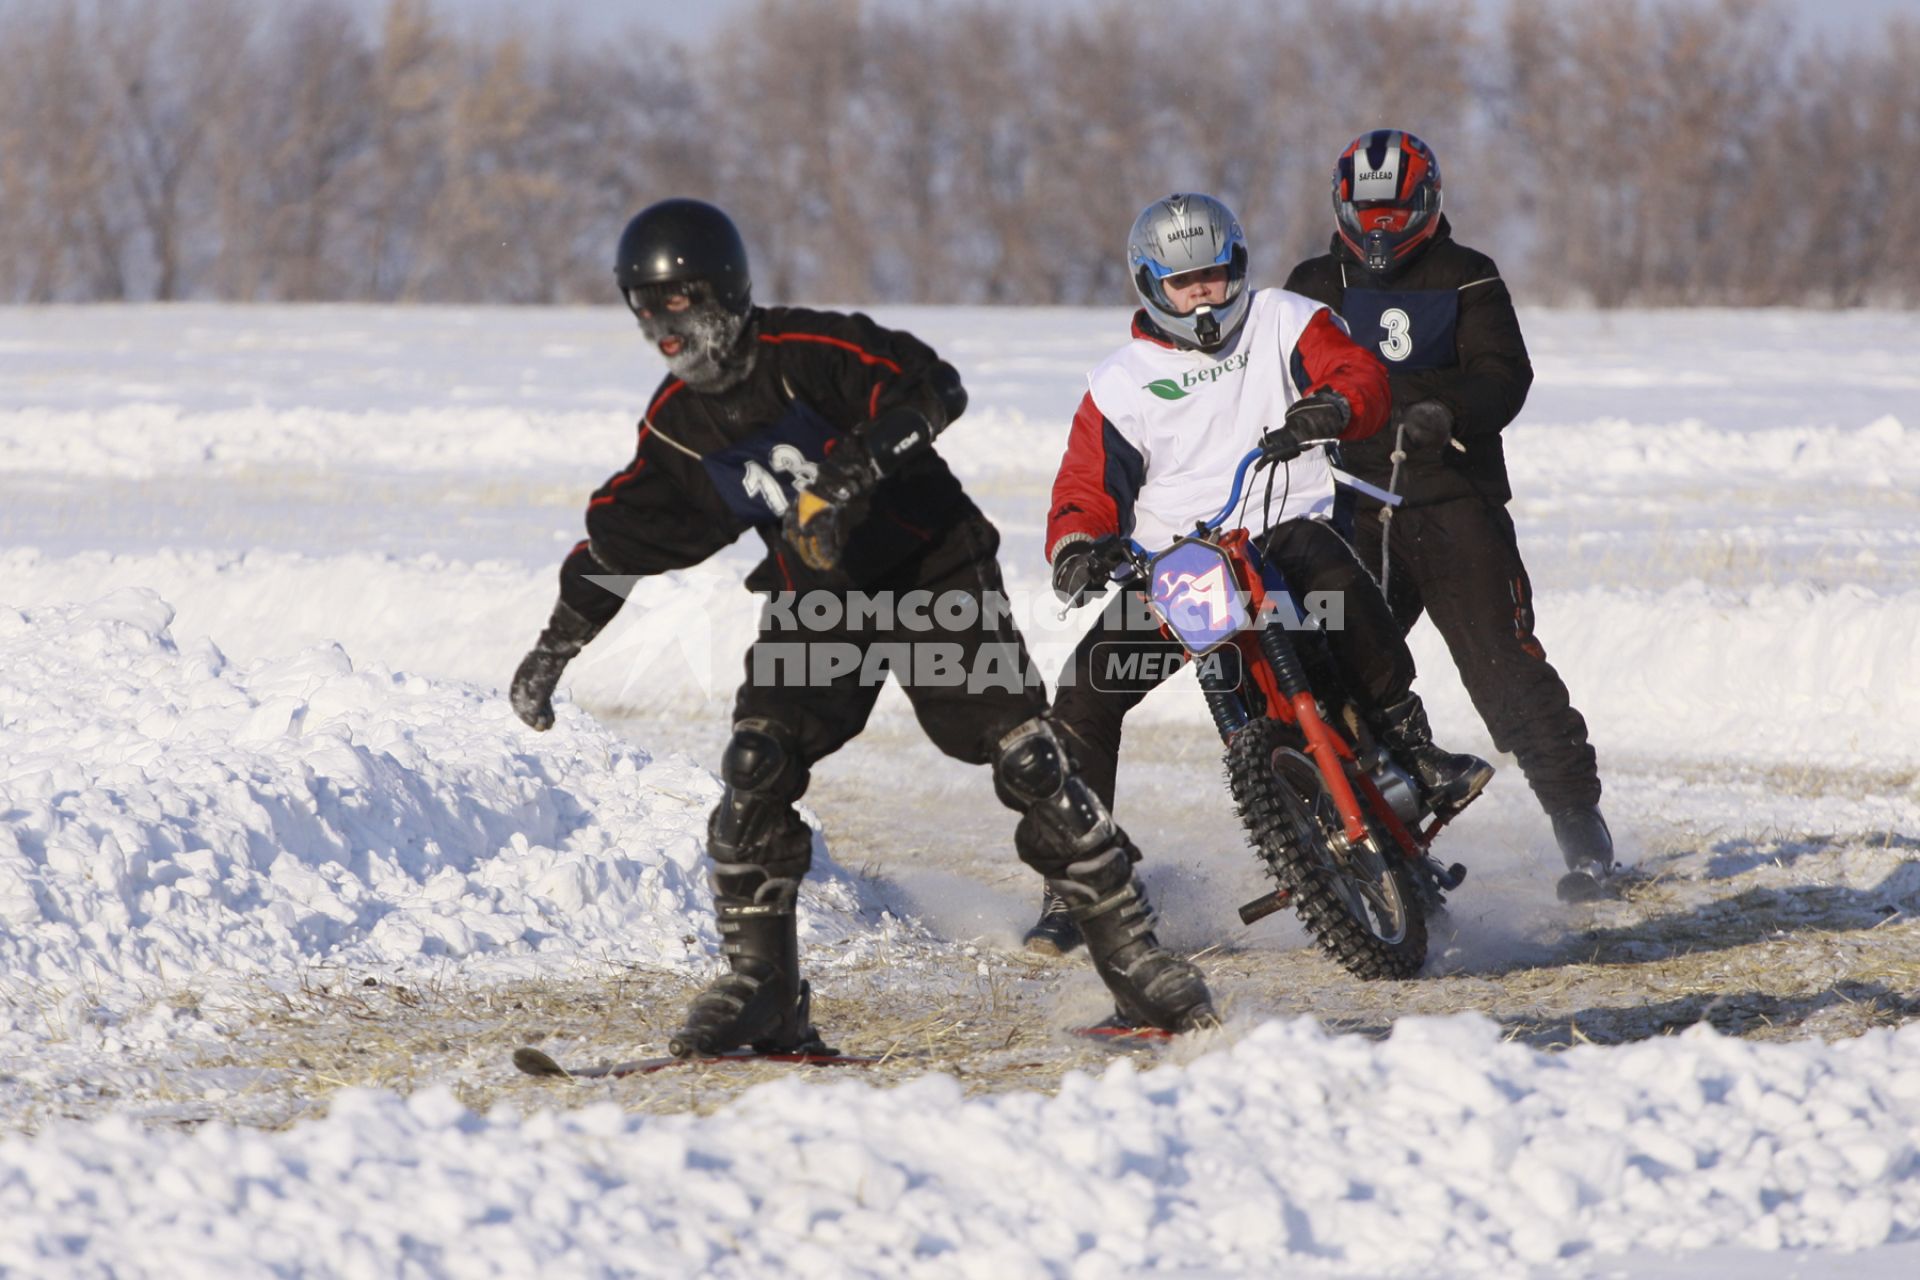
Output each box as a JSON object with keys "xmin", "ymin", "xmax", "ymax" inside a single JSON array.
[{"xmin": 1226, "ymin": 716, "xmax": 1427, "ymax": 980}]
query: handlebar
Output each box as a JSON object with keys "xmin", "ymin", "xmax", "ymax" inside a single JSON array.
[
  {"xmin": 1071, "ymin": 440, "xmax": 1336, "ymax": 607},
  {"xmin": 1101, "ymin": 445, "xmax": 1282, "ymax": 576},
  {"xmin": 1205, "ymin": 446, "xmax": 1278, "ymax": 532}
]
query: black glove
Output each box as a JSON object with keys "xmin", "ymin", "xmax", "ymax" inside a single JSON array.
[
  {"xmin": 857, "ymin": 405, "xmax": 936, "ymax": 476},
  {"xmin": 782, "ymin": 408, "xmax": 936, "ymax": 572},
  {"xmin": 1261, "ymin": 388, "xmax": 1350, "ymax": 462},
  {"xmin": 1051, "ymin": 535, "xmax": 1127, "ymax": 607},
  {"xmin": 510, "ymin": 602, "xmax": 597, "ymax": 730},
  {"xmin": 782, "ymin": 438, "xmax": 877, "ymax": 573},
  {"xmin": 1399, "ymin": 399, "xmax": 1456, "ymax": 457},
  {"xmin": 1050, "ymin": 539, "xmax": 1102, "ymax": 607}
]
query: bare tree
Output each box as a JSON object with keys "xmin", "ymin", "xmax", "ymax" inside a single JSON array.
[
  {"xmin": 1505, "ymin": 0, "xmax": 1792, "ymax": 306},
  {"xmin": 700, "ymin": 0, "xmax": 878, "ymax": 304},
  {"xmin": 207, "ymin": 1, "xmax": 374, "ymax": 300},
  {"xmin": 96, "ymin": 0, "xmax": 255, "ymax": 299},
  {"xmin": 1761, "ymin": 20, "xmax": 1920, "ymax": 306},
  {"xmin": 0, "ymin": 3, "xmax": 124, "ymax": 300},
  {"xmin": 0, "ymin": 0, "xmax": 1910, "ymax": 307}
]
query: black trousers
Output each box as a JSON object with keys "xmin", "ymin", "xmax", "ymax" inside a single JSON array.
[
  {"xmin": 1349, "ymin": 496, "xmax": 1600, "ymax": 814},
  {"xmin": 731, "ymin": 517, "xmax": 1049, "ymax": 782},
  {"xmin": 1051, "ymin": 517, "xmax": 1414, "ymax": 810}
]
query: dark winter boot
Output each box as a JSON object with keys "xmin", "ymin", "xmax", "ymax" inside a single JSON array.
[
  {"xmin": 1552, "ymin": 806, "xmax": 1615, "ymax": 903},
  {"xmin": 1021, "ymin": 884, "xmax": 1083, "ymax": 956},
  {"xmin": 1054, "ymin": 846, "xmax": 1218, "ymax": 1033},
  {"xmin": 669, "ymin": 869, "xmax": 820, "ymax": 1058},
  {"xmin": 1374, "ymin": 694, "xmax": 1494, "ymax": 817}
]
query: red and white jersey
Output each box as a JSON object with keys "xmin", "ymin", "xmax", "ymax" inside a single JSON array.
[{"xmin": 1046, "ymin": 288, "xmax": 1390, "ymax": 560}]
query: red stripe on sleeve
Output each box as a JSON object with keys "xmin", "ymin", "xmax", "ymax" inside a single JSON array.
[
  {"xmin": 1297, "ymin": 309, "xmax": 1390, "ymax": 441},
  {"xmin": 1045, "ymin": 392, "xmax": 1121, "ymax": 559},
  {"xmin": 588, "ymin": 424, "xmax": 652, "ymax": 509}
]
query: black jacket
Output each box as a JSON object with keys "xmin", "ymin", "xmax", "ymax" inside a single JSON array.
[
  {"xmin": 558, "ymin": 305, "xmax": 982, "ymax": 628},
  {"xmin": 1284, "ymin": 218, "xmax": 1532, "ymax": 507}
]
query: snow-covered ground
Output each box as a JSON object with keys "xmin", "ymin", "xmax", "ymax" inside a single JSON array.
[{"xmin": 0, "ymin": 304, "xmax": 1916, "ymax": 1276}]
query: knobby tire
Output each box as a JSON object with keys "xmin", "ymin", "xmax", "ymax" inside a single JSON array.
[{"xmin": 1226, "ymin": 716, "xmax": 1427, "ymax": 980}]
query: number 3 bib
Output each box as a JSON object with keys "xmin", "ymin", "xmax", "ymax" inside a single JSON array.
[{"xmin": 1339, "ymin": 288, "xmax": 1459, "ymax": 371}]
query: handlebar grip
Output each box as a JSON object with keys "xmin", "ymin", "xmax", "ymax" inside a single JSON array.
[
  {"xmin": 1259, "ymin": 429, "xmax": 1304, "ymax": 464},
  {"xmin": 1089, "ymin": 534, "xmax": 1131, "ymax": 572}
]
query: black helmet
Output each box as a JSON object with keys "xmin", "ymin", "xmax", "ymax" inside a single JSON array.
[{"xmin": 614, "ymin": 198, "xmax": 751, "ymax": 316}]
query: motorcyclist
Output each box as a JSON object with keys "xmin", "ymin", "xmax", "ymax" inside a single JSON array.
[{"xmin": 1022, "ymin": 192, "xmax": 1492, "ymax": 954}]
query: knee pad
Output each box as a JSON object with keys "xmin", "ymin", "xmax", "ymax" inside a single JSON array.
[
  {"xmin": 992, "ymin": 717, "xmax": 1069, "ymax": 811},
  {"xmin": 998, "ymin": 717, "xmax": 1124, "ymax": 875},
  {"xmin": 721, "ymin": 723, "xmax": 795, "ymax": 794},
  {"xmin": 708, "ymin": 719, "xmax": 812, "ymax": 878}
]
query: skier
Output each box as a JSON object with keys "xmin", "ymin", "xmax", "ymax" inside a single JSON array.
[
  {"xmin": 1022, "ymin": 192, "xmax": 1493, "ymax": 954},
  {"xmin": 1282, "ymin": 130, "xmax": 1613, "ymax": 903},
  {"xmin": 511, "ymin": 198, "xmax": 1218, "ymax": 1051}
]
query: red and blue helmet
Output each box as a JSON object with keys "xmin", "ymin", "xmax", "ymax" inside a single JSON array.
[{"xmin": 1333, "ymin": 130, "xmax": 1444, "ymax": 273}]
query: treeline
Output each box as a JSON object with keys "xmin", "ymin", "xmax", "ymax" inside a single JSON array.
[{"xmin": 0, "ymin": 0, "xmax": 1912, "ymax": 308}]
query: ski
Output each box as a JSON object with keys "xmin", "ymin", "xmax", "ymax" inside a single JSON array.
[
  {"xmin": 1070, "ymin": 1018, "xmax": 1177, "ymax": 1050},
  {"xmin": 512, "ymin": 1045, "xmax": 885, "ymax": 1080}
]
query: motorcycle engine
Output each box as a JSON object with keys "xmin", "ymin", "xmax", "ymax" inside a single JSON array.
[{"xmin": 1369, "ymin": 760, "xmax": 1426, "ymax": 826}]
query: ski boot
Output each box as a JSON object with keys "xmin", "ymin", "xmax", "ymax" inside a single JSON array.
[
  {"xmin": 1552, "ymin": 806, "xmax": 1615, "ymax": 903},
  {"xmin": 1054, "ymin": 845, "xmax": 1218, "ymax": 1033},
  {"xmin": 1021, "ymin": 884, "xmax": 1083, "ymax": 956},
  {"xmin": 1374, "ymin": 694, "xmax": 1494, "ymax": 818},
  {"xmin": 669, "ymin": 868, "xmax": 823, "ymax": 1058}
]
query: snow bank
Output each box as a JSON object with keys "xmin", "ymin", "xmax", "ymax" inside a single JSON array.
[
  {"xmin": 0, "ymin": 402, "xmax": 1059, "ymax": 488},
  {"xmin": 4, "ymin": 1016, "xmax": 1918, "ymax": 1277},
  {"xmin": 0, "ymin": 590, "xmax": 881, "ymax": 1020},
  {"xmin": 6, "ymin": 548, "xmax": 1917, "ymax": 770},
  {"xmin": 1510, "ymin": 413, "xmax": 1918, "ymax": 490},
  {"xmin": 0, "ymin": 406, "xmax": 627, "ymax": 479},
  {"xmin": 1413, "ymin": 581, "xmax": 1920, "ymax": 768},
  {"xmin": 0, "ymin": 546, "xmax": 763, "ymax": 708},
  {"xmin": 1512, "ymin": 583, "xmax": 1920, "ymax": 767},
  {"xmin": 1096, "ymin": 578, "xmax": 1920, "ymax": 771}
]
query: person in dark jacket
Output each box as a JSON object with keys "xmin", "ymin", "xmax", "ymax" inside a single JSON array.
[
  {"xmin": 1283, "ymin": 130, "xmax": 1613, "ymax": 902},
  {"xmin": 510, "ymin": 199, "xmax": 1218, "ymax": 1052}
]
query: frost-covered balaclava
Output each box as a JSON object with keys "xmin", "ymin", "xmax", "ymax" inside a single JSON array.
[{"xmin": 632, "ymin": 285, "xmax": 757, "ymax": 394}]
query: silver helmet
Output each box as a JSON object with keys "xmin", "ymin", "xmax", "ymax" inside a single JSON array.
[{"xmin": 1127, "ymin": 193, "xmax": 1251, "ymax": 351}]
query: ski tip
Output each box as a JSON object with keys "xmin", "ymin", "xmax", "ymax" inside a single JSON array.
[
  {"xmin": 1072, "ymin": 1020, "xmax": 1176, "ymax": 1045},
  {"xmin": 512, "ymin": 1046, "xmax": 570, "ymax": 1078}
]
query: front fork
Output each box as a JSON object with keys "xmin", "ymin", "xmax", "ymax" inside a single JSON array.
[
  {"xmin": 1256, "ymin": 626, "xmax": 1371, "ymax": 846},
  {"xmin": 1195, "ymin": 657, "xmax": 1248, "ymax": 741},
  {"xmin": 1192, "ymin": 620, "xmax": 1371, "ymax": 846}
]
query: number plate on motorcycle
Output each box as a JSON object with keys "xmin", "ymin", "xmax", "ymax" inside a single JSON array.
[{"xmin": 1147, "ymin": 540, "xmax": 1250, "ymax": 655}]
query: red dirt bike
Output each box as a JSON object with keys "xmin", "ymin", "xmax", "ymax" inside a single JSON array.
[{"xmin": 1088, "ymin": 445, "xmax": 1474, "ymax": 979}]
